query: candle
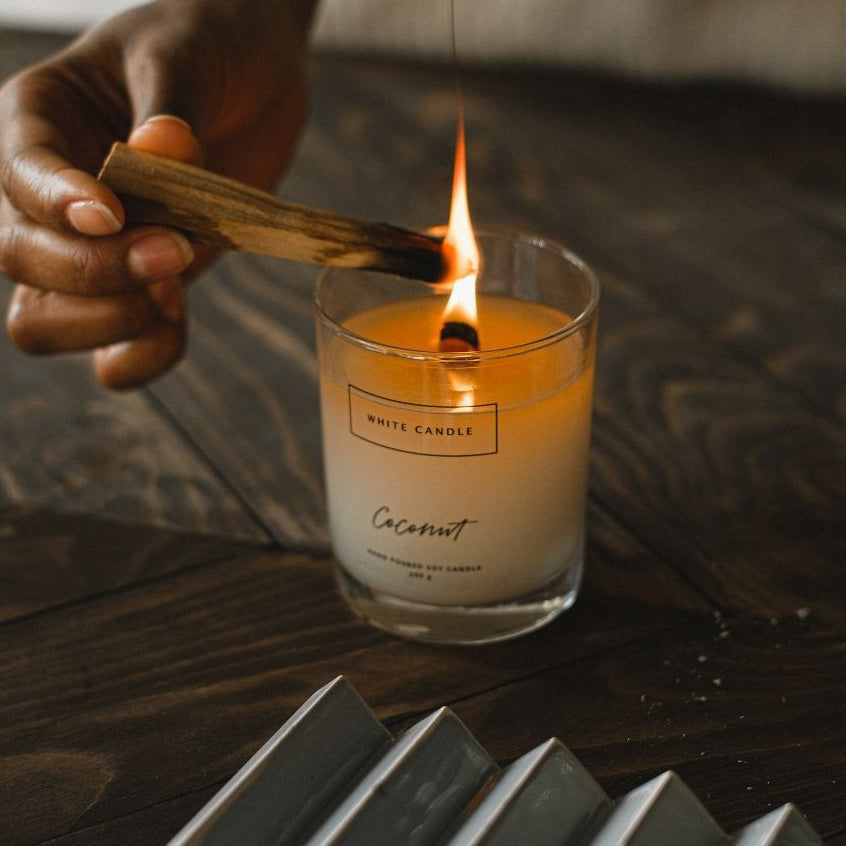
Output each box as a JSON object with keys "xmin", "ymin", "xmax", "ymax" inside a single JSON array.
[{"xmin": 315, "ymin": 229, "xmax": 599, "ymax": 644}]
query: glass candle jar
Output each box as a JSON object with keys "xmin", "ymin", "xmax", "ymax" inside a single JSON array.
[{"xmin": 315, "ymin": 229, "xmax": 599, "ymax": 644}]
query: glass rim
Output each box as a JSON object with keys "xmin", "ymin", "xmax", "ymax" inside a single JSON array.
[{"xmin": 314, "ymin": 226, "xmax": 600, "ymax": 362}]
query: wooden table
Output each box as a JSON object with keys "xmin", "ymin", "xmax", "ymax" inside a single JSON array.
[{"xmin": 1, "ymin": 28, "xmax": 845, "ymax": 846}]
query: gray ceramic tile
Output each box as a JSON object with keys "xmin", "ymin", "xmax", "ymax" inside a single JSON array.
[
  {"xmin": 731, "ymin": 804, "xmax": 822, "ymax": 846},
  {"xmin": 578, "ymin": 770, "xmax": 726, "ymax": 846},
  {"xmin": 168, "ymin": 676, "xmax": 822, "ymax": 846},
  {"xmin": 442, "ymin": 738, "xmax": 610, "ymax": 846},
  {"xmin": 168, "ymin": 677, "xmax": 391, "ymax": 846},
  {"xmin": 301, "ymin": 707, "xmax": 496, "ymax": 846}
]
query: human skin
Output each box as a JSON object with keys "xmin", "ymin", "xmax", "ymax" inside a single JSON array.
[{"xmin": 0, "ymin": 0, "xmax": 315, "ymax": 388}]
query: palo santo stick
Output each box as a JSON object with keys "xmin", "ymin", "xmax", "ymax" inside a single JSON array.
[{"xmin": 98, "ymin": 142, "xmax": 444, "ymax": 282}]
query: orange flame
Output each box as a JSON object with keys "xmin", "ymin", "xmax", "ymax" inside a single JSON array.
[{"xmin": 439, "ymin": 117, "xmax": 479, "ymax": 332}]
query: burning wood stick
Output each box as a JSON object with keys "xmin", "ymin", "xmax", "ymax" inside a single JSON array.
[{"xmin": 98, "ymin": 142, "xmax": 444, "ymax": 282}]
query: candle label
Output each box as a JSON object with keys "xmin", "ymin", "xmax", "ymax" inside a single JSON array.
[{"xmin": 348, "ymin": 385, "xmax": 498, "ymax": 457}]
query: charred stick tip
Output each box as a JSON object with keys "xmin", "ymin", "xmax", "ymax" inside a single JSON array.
[{"xmin": 438, "ymin": 320, "xmax": 479, "ymax": 352}]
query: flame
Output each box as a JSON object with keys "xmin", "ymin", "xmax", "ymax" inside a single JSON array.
[
  {"xmin": 434, "ymin": 115, "xmax": 479, "ymax": 404},
  {"xmin": 439, "ymin": 117, "xmax": 479, "ymax": 332}
]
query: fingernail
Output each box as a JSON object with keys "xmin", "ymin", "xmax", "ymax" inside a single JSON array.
[
  {"xmin": 127, "ymin": 232, "xmax": 194, "ymax": 281},
  {"xmin": 66, "ymin": 200, "xmax": 122, "ymax": 235},
  {"xmin": 147, "ymin": 278, "xmax": 185, "ymax": 322},
  {"xmin": 128, "ymin": 115, "xmax": 202, "ymax": 165},
  {"xmin": 142, "ymin": 114, "xmax": 193, "ymax": 131}
]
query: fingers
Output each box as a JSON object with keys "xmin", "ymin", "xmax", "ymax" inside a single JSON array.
[
  {"xmin": 93, "ymin": 300, "xmax": 187, "ymax": 390},
  {"xmin": 0, "ymin": 202, "xmax": 194, "ymax": 296},
  {"xmin": 0, "ymin": 75, "xmax": 124, "ymax": 233},
  {"xmin": 6, "ymin": 283, "xmax": 159, "ymax": 353},
  {"xmin": 0, "ymin": 66, "xmax": 201, "ymax": 242},
  {"xmin": 5, "ymin": 274, "xmax": 187, "ymax": 390},
  {"xmin": 0, "ymin": 16, "xmax": 220, "ymax": 392},
  {"xmin": 0, "ymin": 140, "xmax": 124, "ymax": 236}
]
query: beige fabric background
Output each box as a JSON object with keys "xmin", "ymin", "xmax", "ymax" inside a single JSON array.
[
  {"xmin": 313, "ymin": 0, "xmax": 846, "ymax": 94},
  {"xmin": 0, "ymin": 0, "xmax": 843, "ymax": 94}
]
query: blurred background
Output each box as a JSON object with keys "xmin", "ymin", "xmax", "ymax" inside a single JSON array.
[{"xmin": 0, "ymin": 0, "xmax": 843, "ymax": 95}]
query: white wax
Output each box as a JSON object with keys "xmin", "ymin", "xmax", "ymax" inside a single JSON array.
[{"xmin": 319, "ymin": 294, "xmax": 594, "ymax": 606}]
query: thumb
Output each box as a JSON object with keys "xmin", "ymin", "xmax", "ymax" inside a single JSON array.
[
  {"xmin": 123, "ymin": 36, "xmax": 208, "ymax": 164},
  {"xmin": 127, "ymin": 114, "xmax": 203, "ymax": 165}
]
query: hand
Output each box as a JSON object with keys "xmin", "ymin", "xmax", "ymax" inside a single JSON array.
[{"xmin": 0, "ymin": 0, "xmax": 313, "ymax": 389}]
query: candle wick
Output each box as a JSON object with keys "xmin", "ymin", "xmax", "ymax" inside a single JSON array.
[{"xmin": 439, "ymin": 320, "xmax": 479, "ymax": 352}]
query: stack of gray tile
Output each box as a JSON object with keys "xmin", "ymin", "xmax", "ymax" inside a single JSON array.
[{"xmin": 168, "ymin": 677, "xmax": 821, "ymax": 846}]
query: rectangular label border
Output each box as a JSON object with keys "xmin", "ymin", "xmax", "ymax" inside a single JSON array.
[{"xmin": 347, "ymin": 384, "xmax": 498, "ymax": 457}]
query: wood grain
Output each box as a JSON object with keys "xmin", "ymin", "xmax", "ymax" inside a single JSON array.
[
  {"xmin": 0, "ymin": 504, "xmax": 707, "ymax": 844},
  {"xmin": 590, "ymin": 273, "xmax": 846, "ymax": 629},
  {"xmin": 19, "ymin": 617, "xmax": 846, "ymax": 845},
  {"xmin": 431, "ymin": 615, "xmax": 846, "ymax": 838},
  {"xmin": 313, "ymin": 61, "xmax": 846, "ymax": 421},
  {"xmin": 151, "ymin": 252, "xmax": 328, "ymax": 548},
  {"xmin": 0, "ymin": 319, "xmax": 266, "ymax": 543},
  {"xmin": 149, "ymin": 62, "xmax": 846, "ymax": 623},
  {"xmin": 45, "ymin": 787, "xmax": 220, "ymax": 846},
  {"xmin": 99, "ymin": 143, "xmax": 445, "ymax": 282},
  {"xmin": 1, "ymin": 30, "xmax": 844, "ymax": 846},
  {"xmin": 0, "ymin": 504, "xmax": 251, "ymax": 625}
]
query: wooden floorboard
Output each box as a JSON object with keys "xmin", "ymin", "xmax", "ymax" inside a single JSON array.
[
  {"xmin": 590, "ymin": 273, "xmax": 846, "ymax": 629},
  {"xmin": 32, "ymin": 617, "xmax": 846, "ymax": 845},
  {"xmin": 624, "ymin": 81, "xmax": 846, "ymax": 234},
  {"xmin": 306, "ymin": 60, "xmax": 846, "ymax": 421},
  {"xmin": 146, "ymin": 61, "xmax": 846, "ymax": 613},
  {"xmin": 146, "ymin": 223, "xmax": 846, "ymax": 627},
  {"xmin": 41, "ymin": 787, "xmax": 221, "ymax": 846},
  {"xmin": 149, "ymin": 254, "xmax": 328, "ymax": 549},
  {"xmin": 0, "ymin": 504, "xmax": 707, "ymax": 844},
  {"xmin": 0, "ymin": 322, "xmax": 267, "ymax": 542},
  {"xmin": 424, "ymin": 615, "xmax": 846, "ymax": 838},
  {"xmin": 0, "ymin": 504, "xmax": 258, "ymax": 626}
]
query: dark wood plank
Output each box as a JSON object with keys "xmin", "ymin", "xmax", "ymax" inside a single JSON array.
[
  {"xmin": 428, "ymin": 615, "xmax": 846, "ymax": 839},
  {"xmin": 151, "ymin": 201, "xmax": 846, "ymax": 627},
  {"xmin": 150, "ymin": 253, "xmax": 328, "ymax": 548},
  {"xmin": 147, "ymin": 60, "xmax": 846, "ymax": 620},
  {"xmin": 303, "ymin": 59, "xmax": 846, "ymax": 422},
  {"xmin": 0, "ymin": 319, "xmax": 267, "ymax": 541},
  {"xmin": 590, "ymin": 272, "xmax": 846, "ymax": 628},
  {"xmin": 39, "ymin": 614, "xmax": 846, "ymax": 846},
  {"xmin": 44, "ymin": 787, "xmax": 220, "ymax": 846},
  {"xmin": 0, "ymin": 28, "xmax": 269, "ymax": 544},
  {"xmin": 0, "ymin": 504, "xmax": 254, "ymax": 625},
  {"xmin": 614, "ymin": 81, "xmax": 846, "ymax": 236},
  {"xmin": 503, "ymin": 78, "xmax": 846, "ymax": 421},
  {"xmin": 29, "ymin": 620, "xmax": 846, "ymax": 846},
  {"xmin": 0, "ymin": 504, "xmax": 708, "ymax": 844}
]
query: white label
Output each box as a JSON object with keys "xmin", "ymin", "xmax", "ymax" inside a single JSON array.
[
  {"xmin": 319, "ymin": 365, "xmax": 593, "ymax": 605},
  {"xmin": 348, "ymin": 385, "xmax": 497, "ymax": 457}
]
